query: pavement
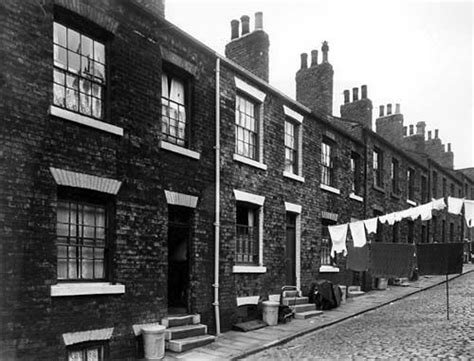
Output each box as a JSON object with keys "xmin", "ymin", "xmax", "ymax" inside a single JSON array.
[{"xmin": 165, "ymin": 263, "xmax": 474, "ymax": 360}]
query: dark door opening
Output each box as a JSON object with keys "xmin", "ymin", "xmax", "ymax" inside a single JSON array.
[
  {"xmin": 168, "ymin": 206, "xmax": 192, "ymax": 314},
  {"xmin": 285, "ymin": 212, "xmax": 296, "ymax": 286}
]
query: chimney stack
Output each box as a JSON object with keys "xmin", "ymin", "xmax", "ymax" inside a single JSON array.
[
  {"xmin": 343, "ymin": 90, "xmax": 350, "ymax": 104},
  {"xmin": 416, "ymin": 121, "xmax": 426, "ymax": 136},
  {"xmin": 352, "ymin": 87, "xmax": 359, "ymax": 102},
  {"xmin": 409, "ymin": 124, "xmax": 414, "ymax": 135},
  {"xmin": 361, "ymin": 85, "xmax": 367, "ymax": 99},
  {"xmin": 379, "ymin": 105, "xmax": 385, "ymax": 117},
  {"xmin": 300, "ymin": 53, "xmax": 308, "ymax": 69},
  {"xmin": 231, "ymin": 19, "xmax": 239, "ymax": 40},
  {"xmin": 403, "ymin": 126, "xmax": 407, "ymax": 136},
  {"xmin": 435, "ymin": 129, "xmax": 439, "ymax": 139},
  {"xmin": 428, "ymin": 130, "xmax": 432, "ymax": 140},
  {"xmin": 241, "ymin": 15, "xmax": 250, "ymax": 35},
  {"xmin": 395, "ymin": 103, "xmax": 400, "ymax": 114},
  {"xmin": 311, "ymin": 50, "xmax": 318, "ymax": 67},
  {"xmin": 255, "ymin": 11, "xmax": 263, "ymax": 30},
  {"xmin": 322, "ymin": 41, "xmax": 329, "ymax": 63},
  {"xmin": 387, "ymin": 104, "xmax": 392, "ymax": 115},
  {"xmin": 448, "ymin": 143, "xmax": 451, "ymax": 152}
]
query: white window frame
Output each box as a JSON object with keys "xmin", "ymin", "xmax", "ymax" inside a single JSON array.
[
  {"xmin": 232, "ymin": 190, "xmax": 266, "ymax": 273},
  {"xmin": 283, "ymin": 106, "xmax": 304, "ymax": 181},
  {"xmin": 285, "ymin": 202, "xmax": 302, "ymax": 290}
]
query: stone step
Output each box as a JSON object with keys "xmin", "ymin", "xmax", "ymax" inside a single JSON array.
[
  {"xmin": 165, "ymin": 324, "xmax": 207, "ymax": 340},
  {"xmin": 162, "ymin": 314, "xmax": 200, "ymax": 328},
  {"xmin": 282, "ymin": 290, "xmax": 299, "ymax": 298},
  {"xmin": 294, "ymin": 310, "xmax": 323, "ymax": 320},
  {"xmin": 292, "ymin": 303, "xmax": 316, "ymax": 313},
  {"xmin": 282, "ymin": 296, "xmax": 309, "ymax": 306},
  {"xmin": 166, "ymin": 334, "xmax": 216, "ymax": 353},
  {"xmin": 348, "ymin": 290, "xmax": 365, "ymax": 298}
]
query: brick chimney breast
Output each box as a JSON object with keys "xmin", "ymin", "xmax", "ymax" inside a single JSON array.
[{"xmin": 340, "ymin": 85, "xmax": 373, "ymax": 129}]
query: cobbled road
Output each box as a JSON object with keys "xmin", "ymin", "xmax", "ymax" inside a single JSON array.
[{"xmin": 244, "ymin": 273, "xmax": 474, "ymax": 360}]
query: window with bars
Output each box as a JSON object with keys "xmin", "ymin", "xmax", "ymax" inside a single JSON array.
[
  {"xmin": 321, "ymin": 141, "xmax": 334, "ymax": 186},
  {"xmin": 235, "ymin": 204, "xmax": 259, "ymax": 264},
  {"xmin": 56, "ymin": 199, "xmax": 107, "ymax": 280},
  {"xmin": 391, "ymin": 158, "xmax": 400, "ymax": 194},
  {"xmin": 68, "ymin": 342, "xmax": 106, "ymax": 361},
  {"xmin": 235, "ymin": 95, "xmax": 258, "ymax": 160},
  {"xmin": 407, "ymin": 168, "xmax": 415, "ymax": 201},
  {"xmin": 284, "ymin": 119, "xmax": 299, "ymax": 174},
  {"xmin": 373, "ymin": 149, "xmax": 383, "ymax": 188},
  {"xmin": 161, "ymin": 72, "xmax": 187, "ymax": 146},
  {"xmin": 321, "ymin": 219, "xmax": 337, "ymax": 266},
  {"xmin": 53, "ymin": 22, "xmax": 105, "ymax": 119}
]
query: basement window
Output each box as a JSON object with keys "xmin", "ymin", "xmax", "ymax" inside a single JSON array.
[{"xmin": 67, "ymin": 341, "xmax": 107, "ymax": 361}]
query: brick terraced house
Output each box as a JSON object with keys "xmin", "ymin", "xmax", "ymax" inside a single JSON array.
[{"xmin": 1, "ymin": 0, "xmax": 473, "ymax": 359}]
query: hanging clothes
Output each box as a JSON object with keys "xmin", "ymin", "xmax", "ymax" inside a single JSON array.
[
  {"xmin": 378, "ymin": 214, "xmax": 390, "ymax": 225},
  {"xmin": 447, "ymin": 196, "xmax": 464, "ymax": 215},
  {"xmin": 349, "ymin": 221, "xmax": 367, "ymax": 247},
  {"xmin": 328, "ymin": 224, "xmax": 348, "ymax": 257},
  {"xmin": 412, "ymin": 203, "xmax": 432, "ymax": 221},
  {"xmin": 386, "ymin": 213, "xmax": 397, "ymax": 226},
  {"xmin": 369, "ymin": 243, "xmax": 416, "ymax": 278},
  {"xmin": 416, "ymin": 243, "xmax": 464, "ymax": 275},
  {"xmin": 432, "ymin": 197, "xmax": 446, "ymax": 211},
  {"xmin": 347, "ymin": 243, "xmax": 369, "ymax": 272},
  {"xmin": 364, "ymin": 217, "xmax": 378, "ymax": 234},
  {"xmin": 464, "ymin": 200, "xmax": 474, "ymax": 228}
]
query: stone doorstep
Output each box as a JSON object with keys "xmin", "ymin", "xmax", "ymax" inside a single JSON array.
[
  {"xmin": 282, "ymin": 290, "xmax": 299, "ymax": 298},
  {"xmin": 282, "ymin": 296, "xmax": 309, "ymax": 306},
  {"xmin": 165, "ymin": 324, "xmax": 207, "ymax": 341},
  {"xmin": 166, "ymin": 335, "xmax": 216, "ymax": 353},
  {"xmin": 348, "ymin": 290, "xmax": 366, "ymax": 298},
  {"xmin": 162, "ymin": 314, "xmax": 200, "ymax": 328},
  {"xmin": 292, "ymin": 303, "xmax": 317, "ymax": 313},
  {"xmin": 294, "ymin": 310, "xmax": 324, "ymax": 320}
]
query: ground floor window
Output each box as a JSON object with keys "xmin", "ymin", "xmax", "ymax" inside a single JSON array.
[
  {"xmin": 321, "ymin": 219, "xmax": 337, "ymax": 266},
  {"xmin": 236, "ymin": 203, "xmax": 259, "ymax": 264},
  {"xmin": 68, "ymin": 342, "xmax": 106, "ymax": 361}
]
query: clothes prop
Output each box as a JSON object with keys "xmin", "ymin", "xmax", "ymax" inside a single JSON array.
[
  {"xmin": 328, "ymin": 223, "xmax": 348, "ymax": 257},
  {"xmin": 416, "ymin": 243, "xmax": 464, "ymax": 275},
  {"xmin": 349, "ymin": 221, "xmax": 367, "ymax": 247},
  {"xmin": 369, "ymin": 243, "xmax": 416, "ymax": 278},
  {"xmin": 347, "ymin": 243, "xmax": 369, "ymax": 272}
]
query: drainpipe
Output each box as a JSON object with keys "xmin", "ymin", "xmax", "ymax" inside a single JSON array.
[{"xmin": 213, "ymin": 57, "xmax": 221, "ymax": 335}]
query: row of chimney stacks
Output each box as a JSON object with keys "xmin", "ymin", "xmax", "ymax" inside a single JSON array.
[
  {"xmin": 379, "ymin": 103, "xmax": 401, "ymax": 117},
  {"xmin": 231, "ymin": 12, "xmax": 263, "ymax": 39}
]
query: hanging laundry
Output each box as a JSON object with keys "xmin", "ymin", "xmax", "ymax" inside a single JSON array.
[
  {"xmin": 378, "ymin": 214, "xmax": 391, "ymax": 225},
  {"xmin": 369, "ymin": 243, "xmax": 416, "ymax": 278},
  {"xmin": 464, "ymin": 200, "xmax": 474, "ymax": 228},
  {"xmin": 386, "ymin": 213, "xmax": 397, "ymax": 226},
  {"xmin": 416, "ymin": 243, "xmax": 464, "ymax": 275},
  {"xmin": 447, "ymin": 196, "xmax": 464, "ymax": 215},
  {"xmin": 349, "ymin": 221, "xmax": 367, "ymax": 247},
  {"xmin": 432, "ymin": 197, "xmax": 446, "ymax": 211},
  {"xmin": 364, "ymin": 217, "xmax": 378, "ymax": 234},
  {"xmin": 347, "ymin": 243, "xmax": 369, "ymax": 272},
  {"xmin": 328, "ymin": 223, "xmax": 348, "ymax": 257},
  {"xmin": 412, "ymin": 203, "xmax": 432, "ymax": 221}
]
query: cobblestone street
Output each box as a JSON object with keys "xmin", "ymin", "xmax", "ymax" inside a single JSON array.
[{"xmin": 244, "ymin": 274, "xmax": 474, "ymax": 360}]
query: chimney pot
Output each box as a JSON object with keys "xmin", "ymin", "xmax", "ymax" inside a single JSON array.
[
  {"xmin": 448, "ymin": 143, "xmax": 452, "ymax": 152},
  {"xmin": 321, "ymin": 41, "xmax": 329, "ymax": 63},
  {"xmin": 435, "ymin": 129, "xmax": 439, "ymax": 139},
  {"xmin": 300, "ymin": 53, "xmax": 308, "ymax": 69},
  {"xmin": 352, "ymin": 87, "xmax": 359, "ymax": 101},
  {"xmin": 403, "ymin": 126, "xmax": 407, "ymax": 136},
  {"xmin": 310, "ymin": 50, "xmax": 318, "ymax": 67},
  {"xmin": 255, "ymin": 12, "xmax": 263, "ymax": 30},
  {"xmin": 230, "ymin": 19, "xmax": 239, "ymax": 40},
  {"xmin": 428, "ymin": 130, "xmax": 432, "ymax": 140},
  {"xmin": 361, "ymin": 85, "xmax": 367, "ymax": 99},
  {"xmin": 409, "ymin": 124, "xmax": 414, "ymax": 135},
  {"xmin": 379, "ymin": 105, "xmax": 385, "ymax": 117},
  {"xmin": 343, "ymin": 90, "xmax": 350, "ymax": 104},
  {"xmin": 241, "ymin": 15, "xmax": 250, "ymax": 35},
  {"xmin": 395, "ymin": 103, "xmax": 400, "ymax": 114},
  {"xmin": 387, "ymin": 104, "xmax": 392, "ymax": 115}
]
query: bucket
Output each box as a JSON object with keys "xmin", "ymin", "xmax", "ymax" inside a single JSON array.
[
  {"xmin": 377, "ymin": 278, "xmax": 388, "ymax": 290},
  {"xmin": 262, "ymin": 301, "xmax": 280, "ymax": 326},
  {"xmin": 141, "ymin": 325, "xmax": 166, "ymax": 360}
]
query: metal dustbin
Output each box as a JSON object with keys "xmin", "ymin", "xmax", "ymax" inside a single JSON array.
[
  {"xmin": 262, "ymin": 301, "xmax": 280, "ymax": 326},
  {"xmin": 141, "ymin": 325, "xmax": 166, "ymax": 361}
]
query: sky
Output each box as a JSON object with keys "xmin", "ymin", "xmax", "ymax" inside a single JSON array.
[{"xmin": 166, "ymin": 0, "xmax": 473, "ymax": 169}]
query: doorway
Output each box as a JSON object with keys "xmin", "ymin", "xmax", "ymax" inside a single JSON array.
[
  {"xmin": 168, "ymin": 205, "xmax": 192, "ymax": 314},
  {"xmin": 285, "ymin": 212, "xmax": 297, "ymax": 286}
]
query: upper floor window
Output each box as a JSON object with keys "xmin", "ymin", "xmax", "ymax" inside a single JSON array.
[
  {"xmin": 321, "ymin": 141, "xmax": 334, "ymax": 186},
  {"xmin": 53, "ymin": 22, "xmax": 105, "ymax": 119},
  {"xmin": 421, "ymin": 175, "xmax": 428, "ymax": 203},
  {"xmin": 57, "ymin": 197, "xmax": 108, "ymax": 281},
  {"xmin": 350, "ymin": 152, "xmax": 361, "ymax": 195},
  {"xmin": 235, "ymin": 95, "xmax": 259, "ymax": 160},
  {"xmin": 432, "ymin": 171, "xmax": 438, "ymax": 198},
  {"xmin": 284, "ymin": 120, "xmax": 299, "ymax": 174},
  {"xmin": 442, "ymin": 178, "xmax": 447, "ymax": 196},
  {"xmin": 161, "ymin": 72, "xmax": 187, "ymax": 146},
  {"xmin": 373, "ymin": 149, "xmax": 383, "ymax": 188},
  {"xmin": 235, "ymin": 203, "xmax": 259, "ymax": 264},
  {"xmin": 391, "ymin": 158, "xmax": 400, "ymax": 194},
  {"xmin": 407, "ymin": 168, "xmax": 415, "ymax": 201},
  {"xmin": 450, "ymin": 183, "xmax": 455, "ymax": 196}
]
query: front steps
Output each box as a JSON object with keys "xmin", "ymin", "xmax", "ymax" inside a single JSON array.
[
  {"xmin": 162, "ymin": 314, "xmax": 215, "ymax": 353},
  {"xmin": 281, "ymin": 290, "xmax": 323, "ymax": 320}
]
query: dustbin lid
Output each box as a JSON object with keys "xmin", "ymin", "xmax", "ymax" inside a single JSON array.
[
  {"xmin": 141, "ymin": 325, "xmax": 166, "ymax": 334},
  {"xmin": 262, "ymin": 301, "xmax": 280, "ymax": 307}
]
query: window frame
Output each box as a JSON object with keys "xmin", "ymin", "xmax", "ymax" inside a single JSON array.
[
  {"xmin": 235, "ymin": 93, "xmax": 260, "ymax": 161},
  {"xmin": 350, "ymin": 152, "xmax": 362, "ymax": 195},
  {"xmin": 421, "ymin": 175, "xmax": 428, "ymax": 203},
  {"xmin": 373, "ymin": 148, "xmax": 383, "ymax": 189},
  {"xmin": 321, "ymin": 140, "xmax": 335, "ymax": 187},
  {"xmin": 407, "ymin": 168, "xmax": 415, "ymax": 201},
  {"xmin": 391, "ymin": 158, "xmax": 400, "ymax": 195},
  {"xmin": 432, "ymin": 171, "xmax": 438, "ymax": 198},
  {"xmin": 284, "ymin": 118, "xmax": 299, "ymax": 175},
  {"xmin": 320, "ymin": 219, "xmax": 337, "ymax": 267},
  {"xmin": 235, "ymin": 202, "xmax": 260, "ymax": 265},
  {"xmin": 67, "ymin": 340, "xmax": 108, "ymax": 361}
]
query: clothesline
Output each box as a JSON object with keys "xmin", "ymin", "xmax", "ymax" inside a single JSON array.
[{"xmin": 328, "ymin": 197, "xmax": 474, "ymax": 257}]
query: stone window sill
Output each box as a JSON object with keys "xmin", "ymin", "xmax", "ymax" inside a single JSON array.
[
  {"xmin": 283, "ymin": 171, "xmax": 305, "ymax": 183},
  {"xmin": 51, "ymin": 282, "xmax": 125, "ymax": 297},
  {"xmin": 320, "ymin": 184, "xmax": 341, "ymax": 195},
  {"xmin": 233, "ymin": 154, "xmax": 267, "ymax": 170},
  {"xmin": 49, "ymin": 105, "xmax": 123, "ymax": 136},
  {"xmin": 319, "ymin": 265, "xmax": 340, "ymax": 273},
  {"xmin": 236, "ymin": 296, "xmax": 260, "ymax": 306},
  {"xmin": 349, "ymin": 193, "xmax": 364, "ymax": 202},
  {"xmin": 373, "ymin": 184, "xmax": 385, "ymax": 193},
  {"xmin": 232, "ymin": 265, "xmax": 267, "ymax": 274},
  {"xmin": 407, "ymin": 199, "xmax": 417, "ymax": 206},
  {"xmin": 391, "ymin": 192, "xmax": 401, "ymax": 199},
  {"xmin": 160, "ymin": 140, "xmax": 200, "ymax": 160}
]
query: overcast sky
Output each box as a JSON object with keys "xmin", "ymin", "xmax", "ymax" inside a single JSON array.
[{"xmin": 166, "ymin": 0, "xmax": 473, "ymax": 169}]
